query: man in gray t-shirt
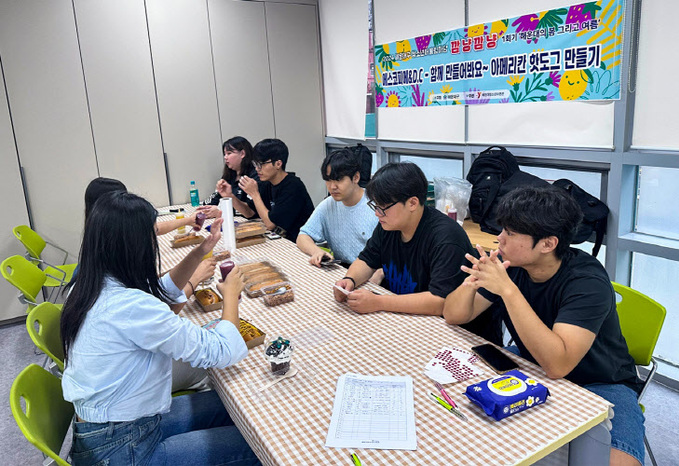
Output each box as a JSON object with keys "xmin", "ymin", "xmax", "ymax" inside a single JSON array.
[{"xmin": 297, "ymin": 148, "xmax": 378, "ymax": 267}]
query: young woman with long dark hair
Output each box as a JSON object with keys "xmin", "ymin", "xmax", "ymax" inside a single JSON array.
[
  {"xmin": 61, "ymin": 191, "xmax": 260, "ymax": 465},
  {"xmin": 199, "ymin": 136, "xmax": 258, "ymax": 219}
]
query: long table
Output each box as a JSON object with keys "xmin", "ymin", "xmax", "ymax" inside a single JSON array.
[{"xmin": 157, "ymin": 207, "xmax": 611, "ymax": 465}]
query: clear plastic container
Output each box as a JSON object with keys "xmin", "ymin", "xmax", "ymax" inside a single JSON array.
[
  {"xmin": 234, "ymin": 220, "xmax": 267, "ymax": 239},
  {"xmin": 244, "ymin": 275, "xmax": 288, "ymax": 298},
  {"xmin": 261, "ymin": 282, "xmax": 294, "ymax": 306}
]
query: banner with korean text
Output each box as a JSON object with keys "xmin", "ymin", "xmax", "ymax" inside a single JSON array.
[{"xmin": 375, "ymin": 0, "xmax": 624, "ymax": 107}]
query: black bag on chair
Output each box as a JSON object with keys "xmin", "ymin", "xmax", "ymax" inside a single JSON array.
[
  {"xmin": 349, "ymin": 143, "xmax": 373, "ymax": 188},
  {"xmin": 466, "ymin": 146, "xmax": 548, "ymax": 235},
  {"xmin": 466, "ymin": 146, "xmax": 520, "ymax": 224},
  {"xmin": 553, "ymin": 179, "xmax": 609, "ymax": 257}
]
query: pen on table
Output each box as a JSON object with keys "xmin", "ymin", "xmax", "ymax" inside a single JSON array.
[
  {"xmin": 433, "ymin": 381, "xmax": 458, "ymax": 408},
  {"xmin": 350, "ymin": 452, "xmax": 362, "ymax": 465},
  {"xmin": 429, "ymin": 392, "xmax": 468, "ymax": 422}
]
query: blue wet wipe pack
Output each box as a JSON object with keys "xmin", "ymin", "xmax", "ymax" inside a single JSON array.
[{"xmin": 465, "ymin": 370, "xmax": 550, "ymax": 421}]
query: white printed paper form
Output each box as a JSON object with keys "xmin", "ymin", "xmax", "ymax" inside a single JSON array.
[{"xmin": 325, "ymin": 373, "xmax": 417, "ymax": 450}]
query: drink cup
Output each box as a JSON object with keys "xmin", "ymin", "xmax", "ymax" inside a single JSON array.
[
  {"xmin": 194, "ymin": 212, "xmax": 207, "ymax": 231},
  {"xmin": 220, "ymin": 260, "xmax": 235, "ymax": 280}
]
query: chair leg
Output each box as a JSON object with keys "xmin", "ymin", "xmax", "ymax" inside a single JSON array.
[{"xmin": 644, "ymin": 435, "xmax": 657, "ymax": 466}]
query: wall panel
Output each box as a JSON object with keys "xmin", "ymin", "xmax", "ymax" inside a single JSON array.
[
  {"xmin": 0, "ymin": 0, "xmax": 98, "ymax": 257},
  {"xmin": 209, "ymin": 0, "xmax": 275, "ymax": 146},
  {"xmin": 74, "ymin": 0, "xmax": 168, "ymax": 205},
  {"xmin": 266, "ymin": 2, "xmax": 326, "ymax": 204},
  {"xmin": 0, "ymin": 65, "xmax": 32, "ymax": 321},
  {"xmin": 146, "ymin": 0, "xmax": 223, "ymax": 204}
]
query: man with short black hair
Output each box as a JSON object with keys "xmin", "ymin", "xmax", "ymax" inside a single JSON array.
[
  {"xmin": 333, "ymin": 162, "xmax": 501, "ymax": 343},
  {"xmin": 239, "ymin": 138, "xmax": 314, "ymax": 242},
  {"xmin": 443, "ymin": 185, "xmax": 644, "ymax": 466},
  {"xmin": 297, "ymin": 148, "xmax": 378, "ymax": 267}
]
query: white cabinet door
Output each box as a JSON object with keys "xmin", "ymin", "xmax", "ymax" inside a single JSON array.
[
  {"xmin": 74, "ymin": 0, "xmax": 169, "ymax": 206},
  {"xmin": 146, "ymin": 0, "xmax": 223, "ymax": 205},
  {"xmin": 265, "ymin": 2, "xmax": 325, "ymax": 205},
  {"xmin": 0, "ymin": 72, "xmax": 32, "ymax": 321},
  {"xmin": 0, "ymin": 0, "xmax": 98, "ymax": 258},
  {"xmin": 209, "ymin": 0, "xmax": 275, "ymax": 145}
]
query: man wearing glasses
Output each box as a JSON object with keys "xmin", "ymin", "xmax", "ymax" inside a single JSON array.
[
  {"xmin": 238, "ymin": 138, "xmax": 314, "ymax": 242},
  {"xmin": 333, "ymin": 162, "xmax": 501, "ymax": 343}
]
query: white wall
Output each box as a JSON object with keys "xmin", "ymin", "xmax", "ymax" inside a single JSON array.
[{"xmin": 0, "ymin": 64, "xmax": 31, "ymax": 322}]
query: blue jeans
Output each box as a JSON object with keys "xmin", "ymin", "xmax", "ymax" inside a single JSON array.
[
  {"xmin": 504, "ymin": 345, "xmax": 645, "ymax": 464},
  {"xmin": 71, "ymin": 390, "xmax": 261, "ymax": 466},
  {"xmin": 584, "ymin": 383, "xmax": 645, "ymax": 465}
]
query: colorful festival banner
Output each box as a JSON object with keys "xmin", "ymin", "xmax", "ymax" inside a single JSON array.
[{"xmin": 375, "ymin": 0, "xmax": 624, "ymax": 108}]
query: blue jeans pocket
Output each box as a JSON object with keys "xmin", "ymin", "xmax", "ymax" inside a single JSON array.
[{"xmin": 72, "ymin": 416, "xmax": 160, "ymax": 466}]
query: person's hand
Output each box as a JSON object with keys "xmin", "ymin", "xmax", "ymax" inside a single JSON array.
[
  {"xmin": 309, "ymin": 249, "xmax": 332, "ymax": 267},
  {"xmin": 185, "ymin": 212, "xmax": 200, "ymax": 230},
  {"xmin": 460, "ymin": 245, "xmax": 512, "ymax": 295},
  {"xmin": 238, "ymin": 176, "xmax": 259, "ymax": 197},
  {"xmin": 196, "ymin": 205, "xmax": 222, "ymax": 219},
  {"xmin": 333, "ymin": 278, "xmax": 355, "ymax": 302},
  {"xmin": 190, "ymin": 258, "xmax": 217, "ymax": 286},
  {"xmin": 347, "ymin": 289, "xmax": 380, "ymax": 314},
  {"xmin": 197, "ymin": 218, "xmax": 223, "ymax": 255},
  {"xmin": 217, "ymin": 265, "xmax": 244, "ymax": 299},
  {"xmin": 216, "ymin": 179, "xmax": 233, "ymax": 198}
]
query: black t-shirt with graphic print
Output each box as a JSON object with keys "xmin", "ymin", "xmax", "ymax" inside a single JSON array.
[{"xmin": 358, "ymin": 206, "xmax": 502, "ymax": 344}]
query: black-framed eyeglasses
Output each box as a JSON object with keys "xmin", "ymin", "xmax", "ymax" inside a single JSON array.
[
  {"xmin": 253, "ymin": 160, "xmax": 273, "ymax": 170},
  {"xmin": 367, "ymin": 200, "xmax": 398, "ymax": 216}
]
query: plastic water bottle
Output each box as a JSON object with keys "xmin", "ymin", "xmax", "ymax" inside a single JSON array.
[{"xmin": 189, "ymin": 181, "xmax": 200, "ymax": 207}]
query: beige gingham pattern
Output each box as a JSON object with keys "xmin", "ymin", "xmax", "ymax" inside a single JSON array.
[{"xmin": 158, "ymin": 205, "xmax": 612, "ymax": 466}]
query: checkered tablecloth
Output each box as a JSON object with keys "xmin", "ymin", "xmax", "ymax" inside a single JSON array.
[{"xmin": 158, "ymin": 205, "xmax": 612, "ymax": 466}]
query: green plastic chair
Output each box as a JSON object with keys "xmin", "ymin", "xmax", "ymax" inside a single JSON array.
[
  {"xmin": 13, "ymin": 225, "xmax": 77, "ymax": 287},
  {"xmin": 10, "ymin": 364, "xmax": 74, "ymax": 466},
  {"xmin": 612, "ymin": 282, "xmax": 666, "ymax": 466},
  {"xmin": 1, "ymin": 255, "xmax": 67, "ymax": 311},
  {"xmin": 27, "ymin": 302, "xmax": 65, "ymax": 373}
]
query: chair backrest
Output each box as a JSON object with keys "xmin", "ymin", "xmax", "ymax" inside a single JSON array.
[
  {"xmin": 27, "ymin": 302, "xmax": 65, "ymax": 372},
  {"xmin": 612, "ymin": 282, "xmax": 666, "ymax": 367},
  {"xmin": 13, "ymin": 225, "xmax": 47, "ymax": 259},
  {"xmin": 1, "ymin": 255, "xmax": 47, "ymax": 307},
  {"xmin": 10, "ymin": 364, "xmax": 74, "ymax": 466}
]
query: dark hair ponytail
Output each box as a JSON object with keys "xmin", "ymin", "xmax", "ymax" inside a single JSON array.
[{"xmin": 61, "ymin": 191, "xmax": 172, "ymax": 364}]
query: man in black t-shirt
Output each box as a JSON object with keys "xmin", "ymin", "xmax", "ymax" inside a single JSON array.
[
  {"xmin": 333, "ymin": 163, "xmax": 501, "ymax": 344},
  {"xmin": 443, "ymin": 185, "xmax": 644, "ymax": 466},
  {"xmin": 239, "ymin": 139, "xmax": 314, "ymax": 242}
]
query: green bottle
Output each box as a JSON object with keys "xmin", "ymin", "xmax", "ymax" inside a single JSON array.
[{"xmin": 189, "ymin": 180, "xmax": 200, "ymax": 207}]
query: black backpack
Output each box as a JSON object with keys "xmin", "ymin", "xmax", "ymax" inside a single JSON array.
[
  {"xmin": 349, "ymin": 143, "xmax": 373, "ymax": 188},
  {"xmin": 553, "ymin": 179, "xmax": 609, "ymax": 257},
  {"xmin": 466, "ymin": 146, "xmax": 548, "ymax": 234}
]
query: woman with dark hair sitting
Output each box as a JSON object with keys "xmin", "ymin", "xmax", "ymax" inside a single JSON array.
[
  {"xmin": 85, "ymin": 177, "xmax": 200, "ymax": 236},
  {"xmin": 61, "ymin": 191, "xmax": 260, "ymax": 465},
  {"xmin": 199, "ymin": 136, "xmax": 259, "ymax": 219}
]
